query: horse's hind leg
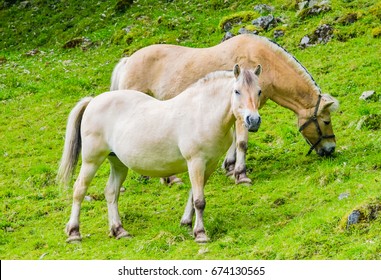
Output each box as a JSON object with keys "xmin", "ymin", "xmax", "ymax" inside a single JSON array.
[
  {"xmin": 160, "ymin": 175, "xmax": 183, "ymax": 185},
  {"xmin": 187, "ymin": 158, "xmax": 208, "ymax": 243},
  {"xmin": 106, "ymin": 155, "xmax": 130, "ymax": 239},
  {"xmin": 66, "ymin": 159, "xmax": 103, "ymax": 242},
  {"xmin": 180, "ymin": 189, "xmax": 194, "ymax": 228}
]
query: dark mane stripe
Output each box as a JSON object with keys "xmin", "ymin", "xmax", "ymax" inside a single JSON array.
[{"xmin": 255, "ymin": 35, "xmax": 321, "ymax": 94}]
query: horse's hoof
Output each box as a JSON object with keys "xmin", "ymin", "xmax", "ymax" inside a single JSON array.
[
  {"xmin": 180, "ymin": 220, "xmax": 192, "ymax": 229},
  {"xmin": 116, "ymin": 231, "xmax": 132, "ymax": 240},
  {"xmin": 195, "ymin": 232, "xmax": 208, "ymax": 243},
  {"xmin": 110, "ymin": 226, "xmax": 131, "ymax": 239},
  {"xmin": 226, "ymin": 170, "xmax": 234, "ymax": 177},
  {"xmin": 160, "ymin": 176, "xmax": 183, "ymax": 186},
  {"xmin": 235, "ymin": 176, "xmax": 252, "ymax": 185},
  {"xmin": 66, "ymin": 235, "xmax": 82, "ymax": 243}
]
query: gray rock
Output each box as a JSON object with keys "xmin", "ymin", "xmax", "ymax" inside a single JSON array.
[
  {"xmin": 297, "ymin": 0, "xmax": 331, "ymax": 18},
  {"xmin": 298, "ymin": 1, "xmax": 309, "ymax": 10},
  {"xmin": 252, "ymin": 14, "xmax": 278, "ymax": 31},
  {"xmin": 221, "ymin": 32, "xmax": 235, "ymax": 42},
  {"xmin": 360, "ymin": 90, "xmax": 376, "ymax": 100},
  {"xmin": 299, "ymin": 24, "xmax": 333, "ymax": 48},
  {"xmin": 274, "ymin": 29, "xmax": 285, "ymax": 38},
  {"xmin": 347, "ymin": 210, "xmax": 361, "ymax": 228},
  {"xmin": 300, "ymin": 36, "xmax": 311, "ymax": 48},
  {"xmin": 238, "ymin": 28, "xmax": 259, "ymax": 35},
  {"xmin": 254, "ymin": 4, "xmax": 275, "ymax": 14},
  {"xmin": 223, "ymin": 21, "xmax": 233, "ymax": 32}
]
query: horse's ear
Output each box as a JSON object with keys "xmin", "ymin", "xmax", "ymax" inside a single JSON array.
[
  {"xmin": 233, "ymin": 64, "xmax": 241, "ymax": 78},
  {"xmin": 319, "ymin": 94, "xmax": 339, "ymax": 113},
  {"xmin": 254, "ymin": 64, "xmax": 262, "ymax": 77}
]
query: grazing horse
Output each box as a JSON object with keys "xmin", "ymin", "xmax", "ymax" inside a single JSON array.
[
  {"xmin": 111, "ymin": 34, "xmax": 339, "ymax": 185},
  {"xmin": 58, "ymin": 65, "xmax": 262, "ymax": 243}
]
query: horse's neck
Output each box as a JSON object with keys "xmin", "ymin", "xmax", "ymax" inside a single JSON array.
[
  {"xmin": 175, "ymin": 78, "xmax": 235, "ymax": 131},
  {"xmin": 268, "ymin": 78, "xmax": 319, "ymax": 115},
  {"xmin": 224, "ymin": 35, "xmax": 320, "ymax": 115},
  {"xmin": 260, "ymin": 53, "xmax": 320, "ymax": 115}
]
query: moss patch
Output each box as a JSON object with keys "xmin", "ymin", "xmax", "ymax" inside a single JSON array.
[{"xmin": 218, "ymin": 11, "xmax": 260, "ymax": 31}]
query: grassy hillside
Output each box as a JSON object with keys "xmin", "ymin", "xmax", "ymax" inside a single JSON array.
[{"xmin": 0, "ymin": 0, "xmax": 380, "ymax": 259}]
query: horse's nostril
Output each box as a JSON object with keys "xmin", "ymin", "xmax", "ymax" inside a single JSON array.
[
  {"xmin": 326, "ymin": 146, "xmax": 335, "ymax": 155},
  {"xmin": 246, "ymin": 115, "xmax": 251, "ymax": 125},
  {"xmin": 257, "ymin": 116, "xmax": 261, "ymax": 125}
]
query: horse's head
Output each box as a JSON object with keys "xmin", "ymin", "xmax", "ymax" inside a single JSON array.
[
  {"xmin": 298, "ymin": 94, "xmax": 339, "ymax": 156},
  {"xmin": 232, "ymin": 64, "xmax": 262, "ymax": 132}
]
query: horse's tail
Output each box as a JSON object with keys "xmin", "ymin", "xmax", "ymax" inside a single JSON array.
[
  {"xmin": 110, "ymin": 57, "xmax": 129, "ymax": 91},
  {"xmin": 57, "ymin": 97, "xmax": 93, "ymax": 187}
]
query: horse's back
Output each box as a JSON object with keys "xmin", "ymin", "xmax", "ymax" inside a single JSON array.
[{"xmin": 112, "ymin": 34, "xmax": 267, "ymax": 99}]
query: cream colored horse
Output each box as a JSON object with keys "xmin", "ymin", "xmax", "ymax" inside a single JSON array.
[
  {"xmin": 58, "ymin": 65, "xmax": 262, "ymax": 243},
  {"xmin": 111, "ymin": 34, "xmax": 339, "ymax": 185}
]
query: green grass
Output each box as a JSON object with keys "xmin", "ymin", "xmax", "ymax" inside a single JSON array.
[{"xmin": 1, "ymin": 0, "xmax": 381, "ymax": 259}]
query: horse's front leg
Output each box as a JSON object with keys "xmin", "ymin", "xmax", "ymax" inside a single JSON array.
[
  {"xmin": 222, "ymin": 130, "xmax": 236, "ymax": 176},
  {"xmin": 187, "ymin": 158, "xmax": 208, "ymax": 243},
  {"xmin": 234, "ymin": 119, "xmax": 251, "ymax": 185}
]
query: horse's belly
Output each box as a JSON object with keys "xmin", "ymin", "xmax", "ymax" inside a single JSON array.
[
  {"xmin": 114, "ymin": 141, "xmax": 187, "ymax": 177},
  {"xmin": 123, "ymin": 156, "xmax": 187, "ymax": 177}
]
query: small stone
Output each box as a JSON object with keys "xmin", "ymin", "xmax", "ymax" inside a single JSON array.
[
  {"xmin": 19, "ymin": 1, "xmax": 31, "ymax": 9},
  {"xmin": 223, "ymin": 21, "xmax": 233, "ymax": 32},
  {"xmin": 274, "ymin": 29, "xmax": 285, "ymax": 38},
  {"xmin": 221, "ymin": 32, "xmax": 235, "ymax": 42},
  {"xmin": 338, "ymin": 192, "xmax": 349, "ymax": 200},
  {"xmin": 300, "ymin": 36, "xmax": 310, "ymax": 48},
  {"xmin": 238, "ymin": 27, "xmax": 250, "ymax": 34},
  {"xmin": 25, "ymin": 49, "xmax": 40, "ymax": 56},
  {"xmin": 359, "ymin": 90, "xmax": 376, "ymax": 100},
  {"xmin": 84, "ymin": 196, "xmax": 93, "ymax": 202},
  {"xmin": 298, "ymin": 1, "xmax": 308, "ymax": 10},
  {"xmin": 5, "ymin": 227, "xmax": 14, "ymax": 232}
]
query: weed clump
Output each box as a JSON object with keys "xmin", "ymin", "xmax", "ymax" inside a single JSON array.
[
  {"xmin": 115, "ymin": 0, "xmax": 133, "ymax": 13},
  {"xmin": 337, "ymin": 12, "xmax": 359, "ymax": 25},
  {"xmin": 372, "ymin": 27, "xmax": 381, "ymax": 38},
  {"xmin": 218, "ymin": 11, "xmax": 260, "ymax": 31},
  {"xmin": 370, "ymin": 3, "xmax": 381, "ymax": 20},
  {"xmin": 339, "ymin": 199, "xmax": 381, "ymax": 230}
]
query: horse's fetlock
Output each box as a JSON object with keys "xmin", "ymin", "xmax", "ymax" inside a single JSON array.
[
  {"xmin": 223, "ymin": 158, "xmax": 236, "ymax": 170},
  {"xmin": 194, "ymin": 198, "xmax": 206, "ymax": 210},
  {"xmin": 234, "ymin": 165, "xmax": 246, "ymax": 178}
]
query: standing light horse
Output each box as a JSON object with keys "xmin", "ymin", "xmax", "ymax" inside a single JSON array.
[
  {"xmin": 111, "ymin": 34, "xmax": 339, "ymax": 185},
  {"xmin": 58, "ymin": 65, "xmax": 262, "ymax": 243}
]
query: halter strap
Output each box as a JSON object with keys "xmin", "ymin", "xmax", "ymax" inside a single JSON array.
[{"xmin": 299, "ymin": 95, "xmax": 335, "ymax": 155}]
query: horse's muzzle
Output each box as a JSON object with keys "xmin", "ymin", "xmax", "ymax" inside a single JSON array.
[
  {"xmin": 245, "ymin": 114, "xmax": 261, "ymax": 132},
  {"xmin": 317, "ymin": 145, "xmax": 335, "ymax": 156}
]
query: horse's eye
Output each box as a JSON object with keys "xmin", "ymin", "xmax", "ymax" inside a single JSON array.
[
  {"xmin": 234, "ymin": 90, "xmax": 241, "ymax": 95},
  {"xmin": 258, "ymin": 90, "xmax": 262, "ymax": 96},
  {"xmin": 323, "ymin": 120, "xmax": 331, "ymax": 125}
]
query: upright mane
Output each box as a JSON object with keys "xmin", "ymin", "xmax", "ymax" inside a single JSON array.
[
  {"xmin": 191, "ymin": 70, "xmax": 234, "ymax": 88},
  {"xmin": 251, "ymin": 35, "xmax": 321, "ymax": 95}
]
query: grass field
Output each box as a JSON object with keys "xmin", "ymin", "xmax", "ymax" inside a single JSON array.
[{"xmin": 0, "ymin": 0, "xmax": 380, "ymax": 259}]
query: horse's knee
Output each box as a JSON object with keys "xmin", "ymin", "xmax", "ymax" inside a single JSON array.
[
  {"xmin": 237, "ymin": 141, "xmax": 248, "ymax": 152},
  {"xmin": 194, "ymin": 198, "xmax": 206, "ymax": 210}
]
